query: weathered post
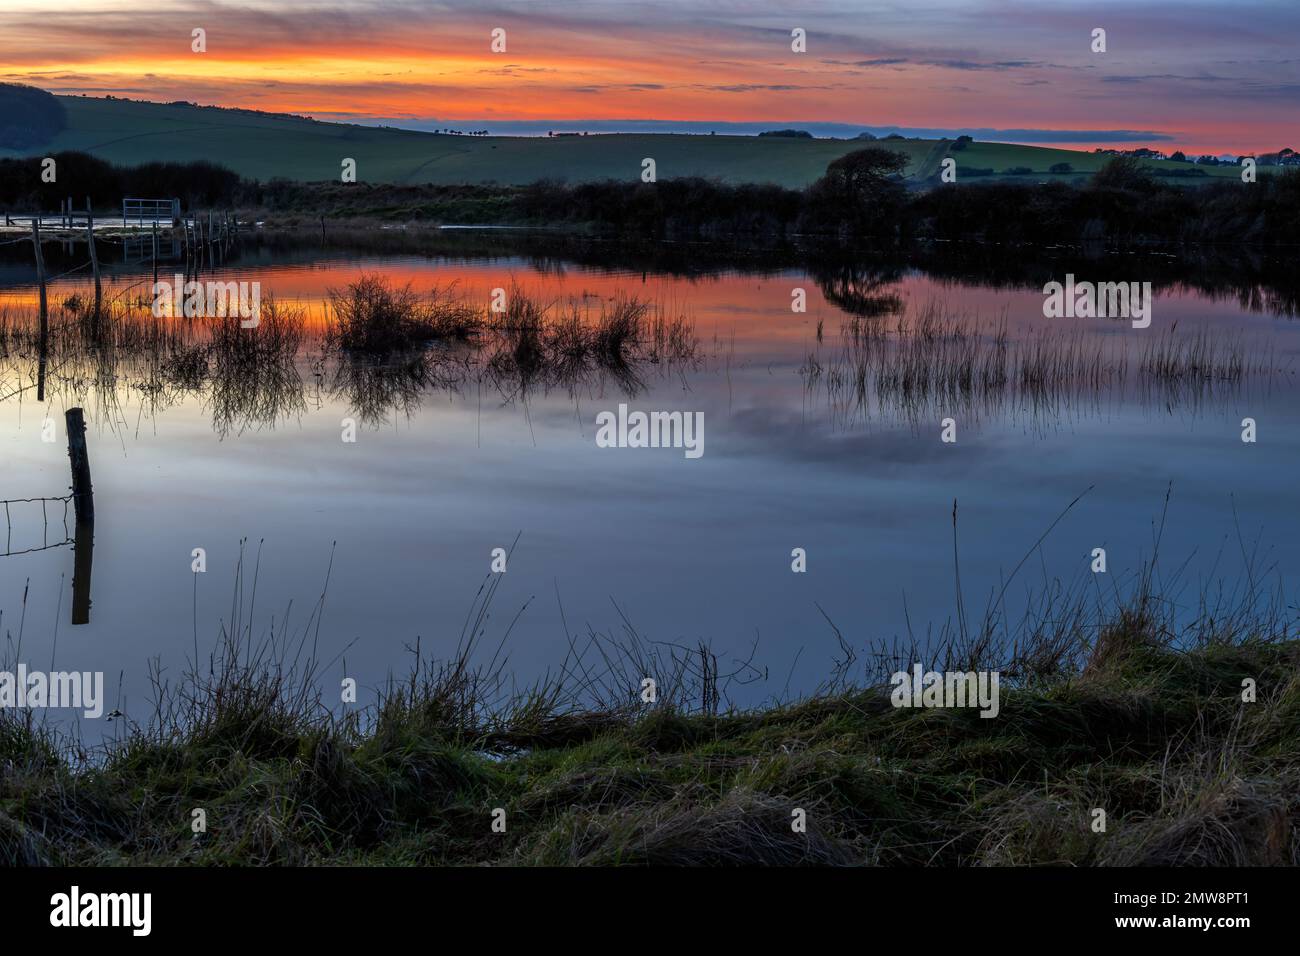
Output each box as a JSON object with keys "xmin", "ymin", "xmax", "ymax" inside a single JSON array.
[
  {"xmin": 65, "ymin": 408, "xmax": 94, "ymax": 525},
  {"xmin": 152, "ymin": 220, "xmax": 159, "ymax": 285},
  {"xmin": 66, "ymin": 407, "xmax": 95, "ymax": 625},
  {"xmin": 32, "ymin": 220, "xmax": 47, "ymax": 337},
  {"xmin": 87, "ymin": 206, "xmax": 102, "ymax": 311},
  {"xmin": 34, "ymin": 219, "xmax": 48, "ymax": 402}
]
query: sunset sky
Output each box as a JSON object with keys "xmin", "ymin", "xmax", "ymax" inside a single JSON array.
[{"xmin": 2, "ymin": 0, "xmax": 1296, "ymax": 153}]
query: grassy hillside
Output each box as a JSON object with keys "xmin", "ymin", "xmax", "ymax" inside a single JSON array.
[{"xmin": 0, "ymin": 96, "xmax": 1250, "ymax": 187}]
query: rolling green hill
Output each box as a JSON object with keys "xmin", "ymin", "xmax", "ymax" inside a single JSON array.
[{"xmin": 1, "ymin": 95, "xmax": 1250, "ymax": 188}]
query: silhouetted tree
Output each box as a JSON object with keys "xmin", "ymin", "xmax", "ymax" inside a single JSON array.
[
  {"xmin": 819, "ymin": 148, "xmax": 906, "ymax": 202},
  {"xmin": 806, "ymin": 147, "xmax": 908, "ymax": 235},
  {"xmin": 1091, "ymin": 154, "xmax": 1155, "ymax": 192}
]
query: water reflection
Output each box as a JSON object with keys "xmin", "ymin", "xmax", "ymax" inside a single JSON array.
[
  {"xmin": 1, "ymin": 237, "xmax": 1298, "ymax": 707},
  {"xmin": 1, "ymin": 264, "xmax": 1289, "ymax": 438}
]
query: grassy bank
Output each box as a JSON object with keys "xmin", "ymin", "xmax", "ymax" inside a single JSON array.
[{"xmin": 2, "ymin": 560, "xmax": 1297, "ymax": 866}]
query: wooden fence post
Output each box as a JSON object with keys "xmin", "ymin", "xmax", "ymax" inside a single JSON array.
[
  {"xmin": 32, "ymin": 220, "xmax": 47, "ymax": 336},
  {"xmin": 87, "ymin": 205, "xmax": 102, "ymax": 310},
  {"xmin": 33, "ymin": 220, "xmax": 47, "ymax": 402},
  {"xmin": 65, "ymin": 408, "xmax": 94, "ymax": 525},
  {"xmin": 66, "ymin": 407, "xmax": 95, "ymax": 625}
]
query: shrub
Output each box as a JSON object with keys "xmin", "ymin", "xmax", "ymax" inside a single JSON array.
[{"xmin": 1091, "ymin": 155, "xmax": 1156, "ymax": 192}]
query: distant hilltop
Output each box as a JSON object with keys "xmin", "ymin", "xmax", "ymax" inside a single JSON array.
[{"xmin": 0, "ymin": 89, "xmax": 1273, "ymax": 188}]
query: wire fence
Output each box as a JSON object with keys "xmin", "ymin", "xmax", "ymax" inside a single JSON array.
[{"xmin": 1, "ymin": 494, "xmax": 75, "ymax": 557}]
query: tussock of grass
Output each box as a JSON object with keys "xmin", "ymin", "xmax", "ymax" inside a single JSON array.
[{"xmin": 326, "ymin": 276, "xmax": 484, "ymax": 353}]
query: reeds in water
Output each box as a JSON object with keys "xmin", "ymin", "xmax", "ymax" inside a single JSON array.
[{"xmin": 807, "ymin": 298, "xmax": 1282, "ymax": 425}]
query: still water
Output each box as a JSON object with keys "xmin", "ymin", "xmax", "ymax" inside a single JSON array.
[{"xmin": 1, "ymin": 239, "xmax": 1297, "ymax": 720}]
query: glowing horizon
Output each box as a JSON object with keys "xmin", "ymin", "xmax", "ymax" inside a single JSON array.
[{"xmin": 3, "ymin": 0, "xmax": 1297, "ymax": 154}]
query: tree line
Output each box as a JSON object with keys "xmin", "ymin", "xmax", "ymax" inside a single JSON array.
[{"xmin": 2, "ymin": 146, "xmax": 1297, "ymax": 245}]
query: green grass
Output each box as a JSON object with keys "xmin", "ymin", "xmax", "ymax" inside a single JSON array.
[
  {"xmin": 2, "ymin": 569, "xmax": 1297, "ymax": 866},
  {"xmin": 3, "ymin": 638, "xmax": 1295, "ymax": 866},
  {"xmin": 0, "ymin": 96, "xmax": 1254, "ymax": 187}
]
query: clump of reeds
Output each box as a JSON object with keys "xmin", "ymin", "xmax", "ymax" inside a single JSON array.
[
  {"xmin": 1138, "ymin": 324, "xmax": 1267, "ymax": 383},
  {"xmin": 481, "ymin": 285, "xmax": 696, "ymax": 400},
  {"xmin": 590, "ymin": 293, "xmax": 648, "ymax": 363},
  {"xmin": 329, "ymin": 350, "xmax": 469, "ymax": 427},
  {"xmin": 325, "ymin": 275, "xmax": 484, "ymax": 353},
  {"xmin": 206, "ymin": 294, "xmax": 308, "ymax": 436},
  {"xmin": 807, "ymin": 298, "xmax": 1279, "ymax": 425},
  {"xmin": 159, "ymin": 342, "xmax": 210, "ymax": 390}
]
